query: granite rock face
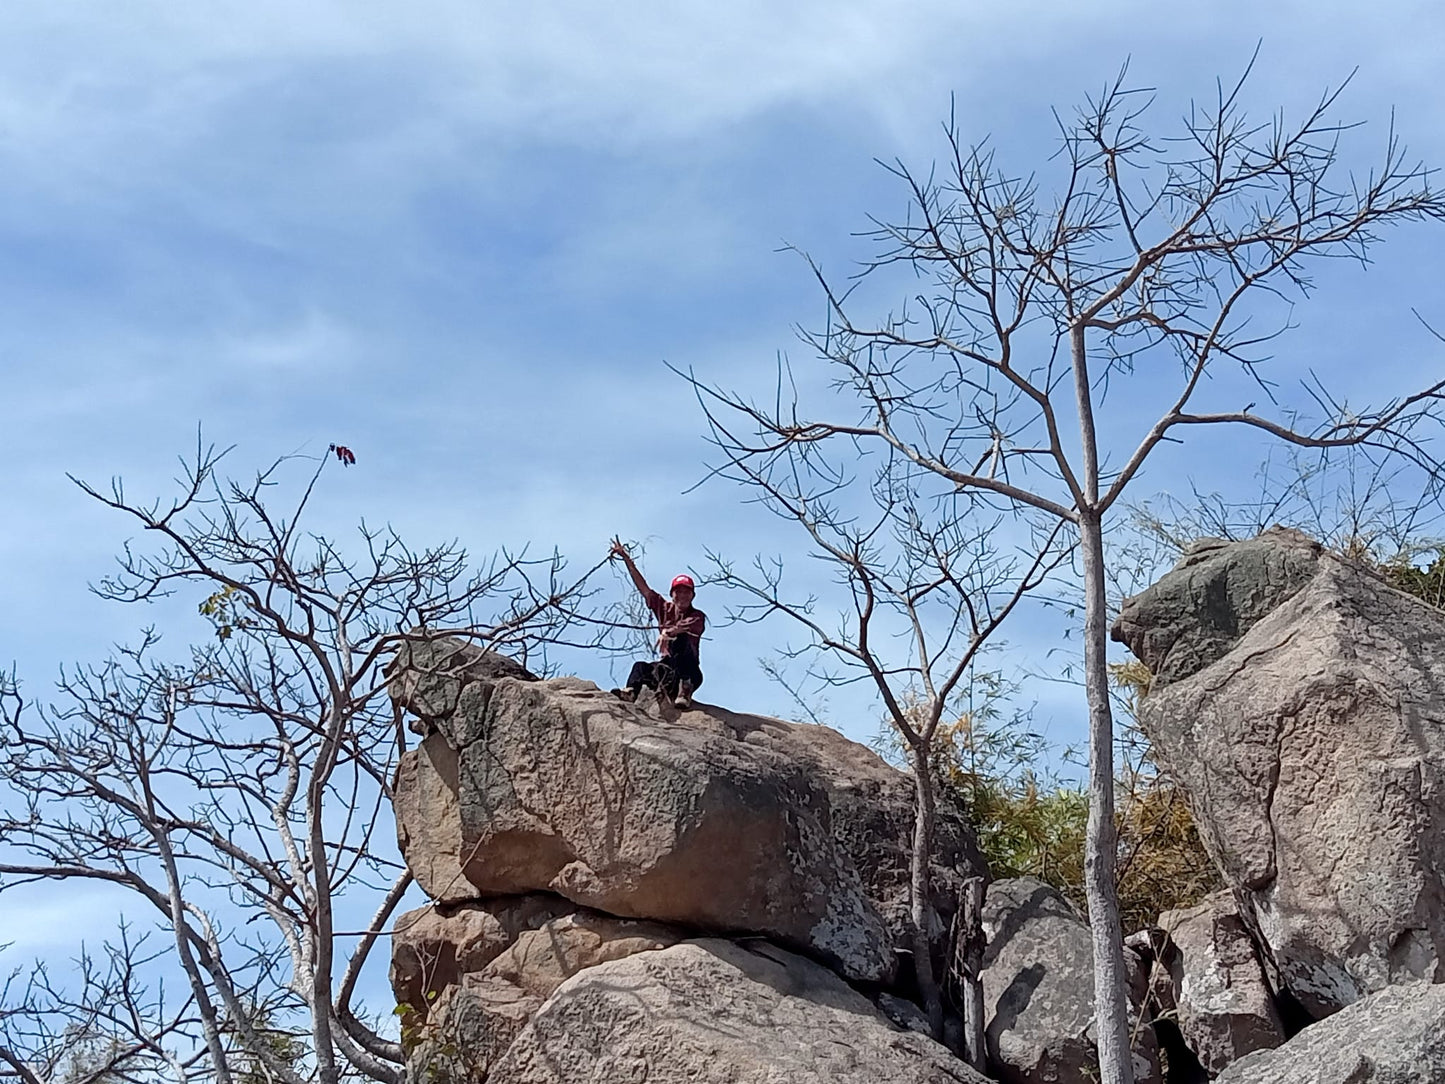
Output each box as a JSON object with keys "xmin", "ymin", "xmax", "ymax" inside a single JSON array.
[
  {"xmin": 389, "ymin": 638, "xmax": 984, "ymax": 984},
  {"xmin": 980, "ymin": 877, "xmax": 1159, "ymax": 1084},
  {"xmin": 1111, "ymin": 529, "xmax": 1323, "ymax": 687},
  {"xmin": 393, "ymin": 897, "xmax": 682, "ymax": 1083},
  {"xmin": 1154, "ymin": 892, "xmax": 1284, "ymax": 1075},
  {"xmin": 1113, "ymin": 529, "xmax": 1445, "ymax": 1018},
  {"xmin": 1214, "ymin": 981, "xmax": 1445, "ymax": 1084},
  {"xmin": 482, "ymin": 939, "xmax": 988, "ymax": 1084}
]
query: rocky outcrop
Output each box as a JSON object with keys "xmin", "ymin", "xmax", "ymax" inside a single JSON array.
[
  {"xmin": 1213, "ymin": 981, "xmax": 1445, "ymax": 1084},
  {"xmin": 392, "ymin": 895, "xmax": 560, "ymax": 1021},
  {"xmin": 394, "ymin": 897, "xmax": 683, "ymax": 1082},
  {"xmin": 981, "ymin": 878, "xmax": 1159, "ymax": 1084},
  {"xmin": 389, "ymin": 638, "xmax": 984, "ymax": 985},
  {"xmin": 1153, "ymin": 892, "xmax": 1284, "ymax": 1075},
  {"xmin": 479, "ymin": 938, "xmax": 988, "ymax": 1084},
  {"xmin": 391, "ymin": 896, "xmax": 680, "ymax": 1023},
  {"xmin": 387, "ymin": 638, "xmax": 990, "ymax": 1081},
  {"xmin": 1112, "ymin": 528, "xmax": 1445, "ymax": 1018},
  {"xmin": 1111, "ymin": 530, "xmax": 1323, "ymax": 686},
  {"xmin": 388, "ymin": 644, "xmax": 540, "ymax": 900}
]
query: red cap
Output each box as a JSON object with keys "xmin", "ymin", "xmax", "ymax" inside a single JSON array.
[{"xmin": 671, "ymin": 574, "xmax": 695, "ymax": 591}]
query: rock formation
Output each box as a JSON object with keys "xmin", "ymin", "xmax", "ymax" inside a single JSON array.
[
  {"xmin": 393, "ymin": 896, "xmax": 684, "ymax": 1081},
  {"xmin": 485, "ymin": 939, "xmax": 987, "ymax": 1084},
  {"xmin": 390, "ymin": 638, "xmax": 982, "ymax": 984},
  {"xmin": 385, "ymin": 523, "xmax": 1445, "ymax": 1083},
  {"xmin": 1213, "ymin": 981, "xmax": 1445, "ymax": 1084},
  {"xmin": 1113, "ymin": 527, "xmax": 1445, "ymax": 1019},
  {"xmin": 1150, "ymin": 892, "xmax": 1284, "ymax": 1075},
  {"xmin": 387, "ymin": 637, "xmax": 986, "ymax": 1082},
  {"xmin": 981, "ymin": 878, "xmax": 1159, "ymax": 1084}
]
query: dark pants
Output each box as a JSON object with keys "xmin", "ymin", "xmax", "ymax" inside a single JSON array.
[{"xmin": 626, "ymin": 637, "xmax": 703, "ymax": 699}]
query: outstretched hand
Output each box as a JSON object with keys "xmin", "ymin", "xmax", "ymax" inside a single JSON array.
[{"xmin": 609, "ymin": 536, "xmax": 631, "ymax": 562}]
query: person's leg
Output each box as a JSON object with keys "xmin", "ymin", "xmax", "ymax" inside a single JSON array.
[
  {"xmin": 653, "ymin": 659, "xmax": 680, "ymax": 702},
  {"xmin": 630, "ymin": 660, "xmax": 659, "ymax": 690},
  {"xmin": 614, "ymin": 660, "xmax": 658, "ymax": 701},
  {"xmin": 666, "ymin": 640, "xmax": 703, "ymax": 708}
]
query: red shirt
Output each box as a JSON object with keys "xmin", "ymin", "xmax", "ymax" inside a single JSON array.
[{"xmin": 643, "ymin": 588, "xmax": 706, "ymax": 658}]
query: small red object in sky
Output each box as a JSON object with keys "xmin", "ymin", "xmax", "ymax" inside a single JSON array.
[{"xmin": 329, "ymin": 444, "xmax": 356, "ymax": 467}]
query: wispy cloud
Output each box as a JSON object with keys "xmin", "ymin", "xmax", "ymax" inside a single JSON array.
[
  {"xmin": 214, "ymin": 307, "xmax": 355, "ymax": 371},
  {"xmin": 4, "ymin": 0, "xmax": 1443, "ymax": 734}
]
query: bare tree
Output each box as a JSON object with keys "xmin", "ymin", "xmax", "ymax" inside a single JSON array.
[
  {"xmin": 0, "ymin": 441, "xmax": 614, "ymax": 1084},
  {"xmin": 0, "ymin": 930, "xmax": 209, "ymax": 1084},
  {"xmin": 689, "ymin": 59, "xmax": 1445, "ymax": 1084},
  {"xmin": 1124, "ymin": 438, "xmax": 1445, "ymax": 569},
  {"xmin": 700, "ymin": 436, "xmax": 1071, "ymax": 1049}
]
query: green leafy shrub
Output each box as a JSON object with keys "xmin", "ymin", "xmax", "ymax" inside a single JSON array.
[{"xmin": 1381, "ymin": 545, "xmax": 1445, "ymax": 609}]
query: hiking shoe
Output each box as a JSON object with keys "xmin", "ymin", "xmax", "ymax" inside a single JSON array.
[
  {"xmin": 612, "ymin": 687, "xmax": 637, "ymax": 703},
  {"xmin": 674, "ymin": 682, "xmax": 695, "ymax": 710}
]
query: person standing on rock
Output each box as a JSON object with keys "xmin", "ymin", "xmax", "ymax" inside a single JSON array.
[{"xmin": 609, "ymin": 538, "xmax": 705, "ymax": 709}]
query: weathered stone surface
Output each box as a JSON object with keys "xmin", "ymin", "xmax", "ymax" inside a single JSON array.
[
  {"xmin": 1112, "ymin": 530, "xmax": 1445, "ymax": 1017},
  {"xmin": 393, "ymin": 895, "xmax": 675, "ymax": 1023},
  {"xmin": 1214, "ymin": 981, "xmax": 1445, "ymax": 1084},
  {"xmin": 391, "ymin": 740, "xmax": 470, "ymax": 911},
  {"xmin": 389, "ymin": 638, "xmax": 984, "ymax": 984},
  {"xmin": 390, "ymin": 638, "xmax": 539, "ymax": 733},
  {"xmin": 981, "ymin": 878, "xmax": 1159, "ymax": 1084},
  {"xmin": 396, "ymin": 898, "xmax": 681, "ymax": 1082},
  {"xmin": 1156, "ymin": 892, "xmax": 1284, "ymax": 1075},
  {"xmin": 878, "ymin": 991, "xmax": 934, "ymax": 1035},
  {"xmin": 391, "ymin": 895, "xmax": 563, "ymax": 1022},
  {"xmin": 482, "ymin": 938, "xmax": 987, "ymax": 1084},
  {"xmin": 486, "ymin": 908, "xmax": 680, "ymax": 1000},
  {"xmin": 407, "ymin": 980, "xmax": 538, "ymax": 1084},
  {"xmin": 1112, "ymin": 528, "xmax": 1323, "ymax": 687}
]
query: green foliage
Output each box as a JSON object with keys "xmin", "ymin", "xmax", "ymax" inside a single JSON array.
[
  {"xmin": 931, "ymin": 708, "xmax": 1089, "ymax": 903},
  {"xmin": 1114, "ymin": 773, "xmax": 1221, "ymax": 933},
  {"xmin": 1381, "ymin": 545, "xmax": 1445, "ymax": 610},
  {"xmin": 395, "ymin": 1001, "xmax": 466, "ymax": 1084},
  {"xmin": 225, "ymin": 1002, "xmax": 307, "ymax": 1084},
  {"xmin": 198, "ymin": 584, "xmax": 252, "ymax": 642},
  {"xmin": 926, "ymin": 664, "xmax": 1220, "ymax": 930}
]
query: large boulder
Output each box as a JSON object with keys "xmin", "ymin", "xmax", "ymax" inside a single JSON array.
[
  {"xmin": 388, "ymin": 641, "xmax": 540, "ymax": 900},
  {"xmin": 481, "ymin": 938, "xmax": 988, "ymax": 1084},
  {"xmin": 1112, "ymin": 528, "xmax": 1445, "ymax": 1018},
  {"xmin": 392, "ymin": 895, "xmax": 563, "ymax": 1022},
  {"xmin": 391, "ymin": 895, "xmax": 679, "ymax": 1024},
  {"xmin": 1214, "ymin": 981, "xmax": 1445, "ymax": 1084},
  {"xmin": 980, "ymin": 877, "xmax": 1159, "ymax": 1084},
  {"xmin": 1154, "ymin": 892, "xmax": 1284, "ymax": 1075},
  {"xmin": 388, "ymin": 638, "xmax": 984, "ymax": 984},
  {"xmin": 394, "ymin": 897, "xmax": 682, "ymax": 1082}
]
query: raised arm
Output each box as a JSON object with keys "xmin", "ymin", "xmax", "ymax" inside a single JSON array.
[{"xmin": 609, "ymin": 537, "xmax": 655, "ymax": 600}]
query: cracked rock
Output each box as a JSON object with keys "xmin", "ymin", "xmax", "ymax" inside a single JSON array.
[{"xmin": 1113, "ymin": 528, "xmax": 1445, "ymax": 1019}]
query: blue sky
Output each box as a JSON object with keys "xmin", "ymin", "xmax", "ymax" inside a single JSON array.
[{"xmin": 3, "ymin": 0, "xmax": 1444, "ymax": 969}]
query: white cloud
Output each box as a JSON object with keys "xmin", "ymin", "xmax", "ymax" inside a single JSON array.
[{"xmin": 215, "ymin": 307, "xmax": 355, "ymax": 371}]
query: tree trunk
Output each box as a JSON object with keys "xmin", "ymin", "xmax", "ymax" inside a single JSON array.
[
  {"xmin": 907, "ymin": 743, "xmax": 945, "ymax": 1040},
  {"xmin": 1080, "ymin": 509, "xmax": 1134, "ymax": 1084},
  {"xmin": 956, "ymin": 876, "xmax": 987, "ymax": 1072},
  {"xmin": 308, "ymin": 707, "xmax": 347, "ymax": 1084}
]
